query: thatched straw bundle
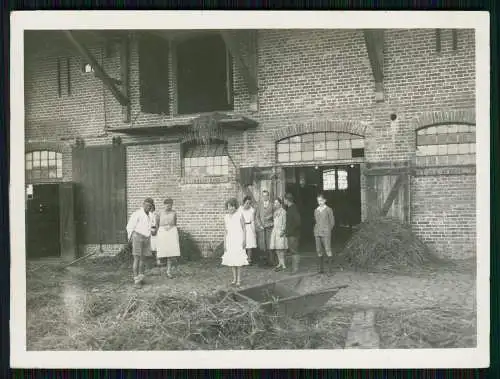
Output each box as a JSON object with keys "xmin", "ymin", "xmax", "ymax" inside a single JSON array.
[{"xmin": 338, "ymin": 217, "xmax": 441, "ymax": 273}]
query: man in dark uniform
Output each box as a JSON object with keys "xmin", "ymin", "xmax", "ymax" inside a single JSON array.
[{"xmin": 284, "ymin": 192, "xmax": 301, "ymax": 274}]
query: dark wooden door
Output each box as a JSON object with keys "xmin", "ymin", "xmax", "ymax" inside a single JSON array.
[
  {"xmin": 26, "ymin": 184, "xmax": 61, "ymax": 258},
  {"xmin": 73, "ymin": 145, "xmax": 127, "ymax": 245},
  {"xmin": 59, "ymin": 182, "xmax": 77, "ymax": 260}
]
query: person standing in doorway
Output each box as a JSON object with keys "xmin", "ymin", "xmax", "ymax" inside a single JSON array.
[
  {"xmin": 222, "ymin": 198, "xmax": 248, "ymax": 287},
  {"xmin": 126, "ymin": 197, "xmax": 155, "ymax": 288},
  {"xmin": 255, "ymin": 189, "xmax": 275, "ymax": 266},
  {"xmin": 240, "ymin": 196, "xmax": 257, "ymax": 265},
  {"xmin": 284, "ymin": 192, "xmax": 301, "ymax": 274},
  {"xmin": 269, "ymin": 197, "xmax": 288, "ymax": 271},
  {"xmin": 156, "ymin": 198, "xmax": 181, "ymax": 279},
  {"xmin": 314, "ymin": 193, "xmax": 335, "ymax": 274}
]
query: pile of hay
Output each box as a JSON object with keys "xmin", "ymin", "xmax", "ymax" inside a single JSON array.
[
  {"xmin": 376, "ymin": 306, "xmax": 476, "ymax": 348},
  {"xmin": 338, "ymin": 218, "xmax": 441, "ymax": 273}
]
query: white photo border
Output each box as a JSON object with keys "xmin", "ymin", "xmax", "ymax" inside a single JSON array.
[{"xmin": 10, "ymin": 10, "xmax": 490, "ymax": 369}]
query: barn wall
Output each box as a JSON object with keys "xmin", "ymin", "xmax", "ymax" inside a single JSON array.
[{"xmin": 24, "ymin": 29, "xmax": 477, "ymax": 259}]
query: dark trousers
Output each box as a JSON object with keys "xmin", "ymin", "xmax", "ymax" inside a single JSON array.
[{"xmin": 287, "ymin": 236, "xmax": 300, "ymax": 255}]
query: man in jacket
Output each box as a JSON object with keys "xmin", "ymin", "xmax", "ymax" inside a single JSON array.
[
  {"xmin": 284, "ymin": 192, "xmax": 301, "ymax": 274},
  {"xmin": 255, "ymin": 190, "xmax": 275, "ymax": 266}
]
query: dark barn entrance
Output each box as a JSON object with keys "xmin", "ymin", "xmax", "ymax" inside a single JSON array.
[
  {"xmin": 284, "ymin": 165, "xmax": 362, "ymax": 252},
  {"xmin": 26, "ymin": 183, "xmax": 61, "ymax": 259}
]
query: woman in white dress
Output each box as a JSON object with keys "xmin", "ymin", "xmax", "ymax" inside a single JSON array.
[
  {"xmin": 156, "ymin": 198, "xmax": 181, "ymax": 278},
  {"xmin": 240, "ymin": 196, "xmax": 257, "ymax": 264},
  {"xmin": 222, "ymin": 198, "xmax": 248, "ymax": 287},
  {"xmin": 269, "ymin": 197, "xmax": 288, "ymax": 271}
]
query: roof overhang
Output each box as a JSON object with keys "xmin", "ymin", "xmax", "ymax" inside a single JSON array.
[{"xmin": 110, "ymin": 114, "xmax": 259, "ymax": 136}]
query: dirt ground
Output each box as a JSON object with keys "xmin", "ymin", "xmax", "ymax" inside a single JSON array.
[{"xmin": 25, "ymin": 255, "xmax": 476, "ymax": 350}]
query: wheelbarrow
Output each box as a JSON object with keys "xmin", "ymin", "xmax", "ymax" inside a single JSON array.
[{"xmin": 223, "ymin": 273, "xmax": 348, "ymax": 318}]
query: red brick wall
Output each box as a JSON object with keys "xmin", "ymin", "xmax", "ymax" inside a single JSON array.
[
  {"xmin": 411, "ymin": 171, "xmax": 476, "ymax": 259},
  {"xmin": 24, "ymin": 29, "xmax": 476, "ymax": 259}
]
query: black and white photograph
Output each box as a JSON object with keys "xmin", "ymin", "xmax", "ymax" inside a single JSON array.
[{"xmin": 10, "ymin": 11, "xmax": 490, "ymax": 369}]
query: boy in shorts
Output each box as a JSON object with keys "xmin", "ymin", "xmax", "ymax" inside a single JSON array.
[{"xmin": 126, "ymin": 197, "xmax": 155, "ymax": 287}]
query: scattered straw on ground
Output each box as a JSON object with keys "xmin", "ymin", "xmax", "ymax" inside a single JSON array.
[
  {"xmin": 337, "ymin": 217, "xmax": 444, "ymax": 273},
  {"xmin": 375, "ymin": 306, "xmax": 476, "ymax": 349},
  {"xmin": 27, "ymin": 285, "xmax": 353, "ymax": 350}
]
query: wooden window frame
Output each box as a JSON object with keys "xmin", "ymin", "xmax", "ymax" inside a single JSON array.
[
  {"xmin": 171, "ymin": 33, "xmax": 234, "ymax": 117},
  {"xmin": 26, "ymin": 150, "xmax": 63, "ymax": 183},
  {"xmin": 182, "ymin": 140, "xmax": 230, "ymax": 178},
  {"xmin": 276, "ymin": 132, "xmax": 365, "ymax": 164}
]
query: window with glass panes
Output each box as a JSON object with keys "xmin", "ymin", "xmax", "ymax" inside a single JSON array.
[
  {"xmin": 277, "ymin": 132, "xmax": 364, "ymax": 163},
  {"xmin": 25, "ymin": 151, "xmax": 63, "ymax": 181},
  {"xmin": 322, "ymin": 168, "xmax": 349, "ymax": 191},
  {"xmin": 183, "ymin": 141, "xmax": 229, "ymax": 176},
  {"xmin": 416, "ymin": 124, "xmax": 475, "ymax": 163}
]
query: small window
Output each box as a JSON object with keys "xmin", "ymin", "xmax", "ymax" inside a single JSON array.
[
  {"xmin": 82, "ymin": 63, "xmax": 94, "ymax": 73},
  {"xmin": 183, "ymin": 141, "xmax": 229, "ymax": 177},
  {"xmin": 322, "ymin": 168, "xmax": 349, "ymax": 191},
  {"xmin": 322, "ymin": 169, "xmax": 336, "ymax": 190},
  {"xmin": 26, "ymin": 150, "xmax": 63, "ymax": 182}
]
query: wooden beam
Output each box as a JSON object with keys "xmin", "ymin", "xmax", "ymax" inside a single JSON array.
[
  {"xmin": 363, "ymin": 29, "xmax": 385, "ymax": 102},
  {"xmin": 120, "ymin": 34, "xmax": 131, "ymax": 123},
  {"xmin": 220, "ymin": 30, "xmax": 258, "ymax": 95},
  {"xmin": 64, "ymin": 30, "xmax": 129, "ymax": 106},
  {"xmin": 380, "ymin": 174, "xmax": 405, "ymax": 217}
]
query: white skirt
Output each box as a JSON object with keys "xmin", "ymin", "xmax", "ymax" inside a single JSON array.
[
  {"xmin": 156, "ymin": 226, "xmax": 181, "ymax": 258},
  {"xmin": 150, "ymin": 235, "xmax": 157, "ymax": 252},
  {"xmin": 221, "ymin": 235, "xmax": 249, "ymax": 267},
  {"xmin": 244, "ymin": 224, "xmax": 257, "ymax": 249}
]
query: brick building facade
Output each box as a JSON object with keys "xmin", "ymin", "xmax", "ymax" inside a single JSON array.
[{"xmin": 24, "ymin": 28, "xmax": 476, "ymax": 261}]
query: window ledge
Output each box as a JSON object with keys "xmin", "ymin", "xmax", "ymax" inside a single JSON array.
[{"xmin": 180, "ymin": 176, "xmax": 230, "ymax": 185}]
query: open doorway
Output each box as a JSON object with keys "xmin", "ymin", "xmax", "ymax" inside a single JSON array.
[
  {"xmin": 284, "ymin": 164, "xmax": 361, "ymax": 252},
  {"xmin": 26, "ymin": 184, "xmax": 61, "ymax": 259}
]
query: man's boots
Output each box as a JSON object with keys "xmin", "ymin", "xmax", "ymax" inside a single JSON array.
[
  {"xmin": 317, "ymin": 255, "xmax": 324, "ymax": 274},
  {"xmin": 291, "ymin": 254, "xmax": 300, "ymax": 274},
  {"xmin": 324, "ymin": 255, "xmax": 332, "ymax": 274}
]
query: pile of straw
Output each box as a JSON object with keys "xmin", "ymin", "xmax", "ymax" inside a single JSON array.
[
  {"xmin": 376, "ymin": 306, "xmax": 476, "ymax": 348},
  {"xmin": 338, "ymin": 218, "xmax": 441, "ymax": 273},
  {"xmin": 27, "ymin": 288, "xmax": 352, "ymax": 350}
]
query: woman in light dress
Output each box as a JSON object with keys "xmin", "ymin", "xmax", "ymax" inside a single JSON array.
[
  {"xmin": 222, "ymin": 198, "xmax": 248, "ymax": 287},
  {"xmin": 156, "ymin": 198, "xmax": 181, "ymax": 278},
  {"xmin": 240, "ymin": 196, "xmax": 257, "ymax": 264},
  {"xmin": 270, "ymin": 197, "xmax": 288, "ymax": 271}
]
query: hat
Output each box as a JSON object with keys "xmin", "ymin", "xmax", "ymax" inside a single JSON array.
[{"xmin": 144, "ymin": 197, "xmax": 154, "ymax": 205}]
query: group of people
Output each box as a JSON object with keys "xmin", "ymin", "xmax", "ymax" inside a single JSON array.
[
  {"xmin": 221, "ymin": 190, "xmax": 335, "ymax": 287},
  {"xmin": 126, "ymin": 190, "xmax": 336, "ymax": 288}
]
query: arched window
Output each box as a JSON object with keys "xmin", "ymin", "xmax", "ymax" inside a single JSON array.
[
  {"xmin": 416, "ymin": 124, "xmax": 475, "ymax": 165},
  {"xmin": 276, "ymin": 132, "xmax": 364, "ymax": 163},
  {"xmin": 183, "ymin": 140, "xmax": 229, "ymax": 177},
  {"xmin": 25, "ymin": 150, "xmax": 63, "ymax": 181}
]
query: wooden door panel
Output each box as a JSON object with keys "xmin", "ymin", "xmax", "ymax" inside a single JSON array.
[
  {"xmin": 364, "ymin": 164, "xmax": 411, "ymax": 223},
  {"xmin": 72, "ymin": 145, "xmax": 127, "ymax": 245}
]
